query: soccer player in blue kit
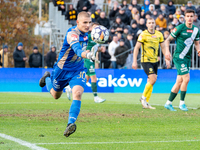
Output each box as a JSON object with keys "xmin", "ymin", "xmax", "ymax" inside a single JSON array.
[{"xmin": 39, "ymin": 12, "xmax": 95, "ymax": 137}]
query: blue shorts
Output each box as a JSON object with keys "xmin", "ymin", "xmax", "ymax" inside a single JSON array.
[{"xmin": 51, "ymin": 66, "xmax": 87, "ymax": 92}]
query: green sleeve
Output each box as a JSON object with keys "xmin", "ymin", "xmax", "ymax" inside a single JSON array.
[
  {"xmin": 171, "ymin": 24, "xmax": 182, "ymax": 38},
  {"xmin": 195, "ymin": 29, "xmax": 200, "ymax": 41},
  {"xmin": 86, "ymin": 34, "xmax": 96, "ymax": 51}
]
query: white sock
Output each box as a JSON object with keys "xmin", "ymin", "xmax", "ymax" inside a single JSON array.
[
  {"xmin": 166, "ymin": 100, "xmax": 172, "ymax": 105},
  {"xmin": 142, "ymin": 95, "xmax": 146, "ymax": 99},
  {"xmin": 180, "ymin": 100, "xmax": 185, "ymax": 105}
]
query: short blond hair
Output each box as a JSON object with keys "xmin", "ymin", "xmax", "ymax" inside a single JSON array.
[{"xmin": 77, "ymin": 11, "xmax": 91, "ymax": 20}]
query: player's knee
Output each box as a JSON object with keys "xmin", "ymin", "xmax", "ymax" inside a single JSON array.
[
  {"xmin": 183, "ymin": 77, "xmax": 190, "ymax": 83},
  {"xmin": 73, "ymin": 90, "xmax": 82, "ymax": 99}
]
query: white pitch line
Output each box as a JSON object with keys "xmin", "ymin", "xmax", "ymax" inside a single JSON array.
[
  {"xmin": 0, "ymin": 133, "xmax": 48, "ymax": 150},
  {"xmin": 35, "ymin": 139, "xmax": 200, "ymax": 145}
]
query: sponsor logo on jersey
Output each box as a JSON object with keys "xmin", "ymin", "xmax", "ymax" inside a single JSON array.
[
  {"xmin": 84, "ymin": 36, "xmax": 88, "ymax": 41},
  {"xmin": 71, "ymin": 34, "xmax": 78, "ymax": 41},
  {"xmin": 173, "ymin": 28, "xmax": 177, "ymax": 33},
  {"xmin": 182, "ymin": 33, "xmax": 188, "ymax": 35},
  {"xmin": 151, "ymin": 35, "xmax": 157, "ymax": 38},
  {"xmin": 138, "ymin": 35, "xmax": 142, "ymax": 41},
  {"xmin": 187, "ymin": 30, "xmax": 193, "ymax": 33}
]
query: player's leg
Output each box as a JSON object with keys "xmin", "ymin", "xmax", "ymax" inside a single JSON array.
[
  {"xmin": 39, "ymin": 71, "xmax": 62, "ymax": 99},
  {"xmin": 64, "ymin": 70, "xmax": 86, "ymax": 137},
  {"xmin": 164, "ymin": 75, "xmax": 183, "ymax": 111},
  {"xmin": 179, "ymin": 73, "xmax": 190, "ymax": 111},
  {"xmin": 90, "ymin": 75, "xmax": 106, "ymax": 103}
]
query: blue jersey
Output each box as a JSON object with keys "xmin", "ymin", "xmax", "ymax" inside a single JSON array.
[{"xmin": 55, "ymin": 26, "xmax": 88, "ymax": 71}]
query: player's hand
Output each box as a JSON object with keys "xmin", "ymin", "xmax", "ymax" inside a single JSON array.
[
  {"xmin": 165, "ymin": 59, "xmax": 171, "ymax": 69},
  {"xmin": 197, "ymin": 50, "xmax": 200, "ymax": 57},
  {"xmin": 132, "ymin": 62, "xmax": 137, "ymax": 70},
  {"xmin": 165, "ymin": 51, "xmax": 172, "ymax": 61}
]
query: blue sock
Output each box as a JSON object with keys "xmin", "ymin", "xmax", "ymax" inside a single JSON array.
[
  {"xmin": 68, "ymin": 100, "xmax": 81, "ymax": 124},
  {"xmin": 45, "ymin": 77, "xmax": 53, "ymax": 92}
]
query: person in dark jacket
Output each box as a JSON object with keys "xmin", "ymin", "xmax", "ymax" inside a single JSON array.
[
  {"xmin": 111, "ymin": 17, "xmax": 125, "ymax": 34},
  {"xmin": 29, "ymin": 46, "xmax": 42, "ymax": 68},
  {"xmin": 96, "ymin": 11, "xmax": 110, "ymax": 29},
  {"xmin": 121, "ymin": 0, "xmax": 128, "ymax": 9},
  {"xmin": 186, "ymin": 1, "xmax": 196, "ymax": 13},
  {"xmin": 129, "ymin": 20, "xmax": 142, "ymax": 40},
  {"xmin": 115, "ymin": 7, "xmax": 130, "ymax": 25},
  {"xmin": 157, "ymin": 4, "xmax": 169, "ymax": 18},
  {"xmin": 76, "ymin": 0, "xmax": 91, "ymax": 13},
  {"xmin": 99, "ymin": 46, "xmax": 111, "ymax": 68},
  {"xmin": 154, "ymin": 0, "xmax": 160, "ymax": 10},
  {"xmin": 166, "ymin": 0, "xmax": 176, "ymax": 15},
  {"xmin": 109, "ymin": 1, "xmax": 120, "ymax": 23},
  {"xmin": 114, "ymin": 39, "xmax": 128, "ymax": 68},
  {"xmin": 131, "ymin": 0, "xmax": 141, "ymax": 13},
  {"xmin": 13, "ymin": 42, "xmax": 27, "ymax": 68},
  {"xmin": 88, "ymin": 0, "xmax": 97, "ymax": 14},
  {"xmin": 138, "ymin": 18, "xmax": 146, "ymax": 31},
  {"xmin": 125, "ymin": 34, "xmax": 135, "ymax": 50},
  {"xmin": 65, "ymin": 4, "xmax": 77, "ymax": 26},
  {"xmin": 46, "ymin": 45, "xmax": 57, "ymax": 68}
]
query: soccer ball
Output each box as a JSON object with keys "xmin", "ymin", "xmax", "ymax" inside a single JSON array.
[{"xmin": 91, "ymin": 25, "xmax": 109, "ymax": 44}]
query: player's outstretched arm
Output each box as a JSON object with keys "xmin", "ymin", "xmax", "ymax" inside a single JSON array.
[
  {"xmin": 132, "ymin": 41, "xmax": 141, "ymax": 70},
  {"xmin": 194, "ymin": 40, "xmax": 200, "ymax": 57},
  {"xmin": 160, "ymin": 42, "xmax": 171, "ymax": 61}
]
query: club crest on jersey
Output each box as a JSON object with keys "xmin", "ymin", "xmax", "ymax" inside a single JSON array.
[
  {"xmin": 83, "ymin": 36, "xmax": 88, "ymax": 41},
  {"xmin": 172, "ymin": 28, "xmax": 177, "ymax": 33},
  {"xmin": 71, "ymin": 34, "xmax": 78, "ymax": 40},
  {"xmin": 187, "ymin": 30, "xmax": 193, "ymax": 33}
]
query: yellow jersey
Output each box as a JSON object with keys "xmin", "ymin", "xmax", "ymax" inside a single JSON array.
[{"xmin": 137, "ymin": 30, "xmax": 164, "ymax": 63}]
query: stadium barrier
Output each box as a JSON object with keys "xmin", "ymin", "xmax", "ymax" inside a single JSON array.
[{"xmin": 0, "ymin": 68, "xmax": 199, "ymax": 93}]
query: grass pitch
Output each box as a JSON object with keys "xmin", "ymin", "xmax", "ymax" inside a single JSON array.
[{"xmin": 0, "ymin": 92, "xmax": 200, "ymax": 150}]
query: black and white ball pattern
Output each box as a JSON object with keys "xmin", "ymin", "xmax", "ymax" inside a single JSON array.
[{"xmin": 91, "ymin": 25, "xmax": 109, "ymax": 44}]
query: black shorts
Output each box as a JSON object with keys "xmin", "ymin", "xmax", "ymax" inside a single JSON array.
[{"xmin": 141, "ymin": 62, "xmax": 158, "ymax": 76}]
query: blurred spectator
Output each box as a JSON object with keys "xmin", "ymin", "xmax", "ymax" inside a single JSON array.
[
  {"xmin": 175, "ymin": 8, "xmax": 182, "ymax": 19},
  {"xmin": 114, "ymin": 39, "xmax": 128, "ymax": 69},
  {"xmin": 91, "ymin": 6, "xmax": 101, "ymax": 22},
  {"xmin": 76, "ymin": 0, "xmax": 91, "ymax": 13},
  {"xmin": 193, "ymin": 13, "xmax": 200, "ymax": 29},
  {"xmin": 125, "ymin": 4, "xmax": 133, "ymax": 18},
  {"xmin": 96, "ymin": 12, "xmax": 110, "ymax": 29},
  {"xmin": 109, "ymin": 1, "xmax": 120, "ymax": 23},
  {"xmin": 186, "ymin": 1, "xmax": 196, "ymax": 13},
  {"xmin": 179, "ymin": 15, "xmax": 185, "ymax": 24},
  {"xmin": 134, "ymin": 14, "xmax": 140, "ymax": 24},
  {"xmin": 13, "ymin": 42, "xmax": 27, "ymax": 68},
  {"xmin": 145, "ymin": 13, "xmax": 151, "ymax": 20},
  {"xmin": 180, "ymin": 4, "xmax": 186, "ymax": 15},
  {"xmin": 65, "ymin": 4, "xmax": 77, "ymax": 26},
  {"xmin": 58, "ymin": 3, "xmax": 66, "ymax": 15},
  {"xmin": 146, "ymin": 4, "xmax": 155, "ymax": 16},
  {"xmin": 163, "ymin": 31, "xmax": 170, "ymax": 40},
  {"xmin": 129, "ymin": 20, "xmax": 142, "ymax": 40},
  {"xmin": 167, "ymin": 13, "xmax": 174, "ymax": 25},
  {"xmin": 155, "ymin": 14, "xmax": 167, "ymax": 31},
  {"xmin": 166, "ymin": 0, "xmax": 176, "ymax": 15},
  {"xmin": 171, "ymin": 15, "xmax": 180, "ymax": 27},
  {"xmin": 29, "ymin": 46, "xmax": 42, "ymax": 68},
  {"xmin": 122, "ymin": 26, "xmax": 129, "ymax": 39},
  {"xmin": 141, "ymin": 0, "xmax": 150, "ymax": 13},
  {"xmin": 108, "ymin": 35, "xmax": 119, "ymax": 69},
  {"xmin": 154, "ymin": 0, "xmax": 160, "ymax": 10},
  {"xmin": 46, "ymin": 45, "xmax": 57, "ymax": 68},
  {"xmin": 117, "ymin": 32, "xmax": 122, "ymax": 41},
  {"xmin": 196, "ymin": 6, "xmax": 200, "ymax": 20},
  {"xmin": 158, "ymin": 4, "xmax": 169, "ymax": 18},
  {"xmin": 131, "ymin": 0, "xmax": 141, "ymax": 13},
  {"xmin": 140, "ymin": 10, "xmax": 145, "ymax": 19},
  {"xmin": 88, "ymin": 0, "xmax": 97, "ymax": 14},
  {"xmin": 111, "ymin": 17, "xmax": 124, "ymax": 33},
  {"xmin": 152, "ymin": 10, "xmax": 158, "ymax": 20},
  {"xmin": 125, "ymin": 34, "xmax": 135, "ymax": 50},
  {"xmin": 138, "ymin": 18, "xmax": 146, "ymax": 31},
  {"xmin": 0, "ymin": 45, "xmax": 9, "ymax": 68},
  {"xmin": 115, "ymin": 7, "xmax": 130, "ymax": 25},
  {"xmin": 99, "ymin": 46, "xmax": 111, "ymax": 68},
  {"xmin": 109, "ymin": 27, "xmax": 116, "ymax": 41},
  {"xmin": 131, "ymin": 7, "xmax": 140, "ymax": 21},
  {"xmin": 167, "ymin": 23, "xmax": 174, "ymax": 33},
  {"xmin": 121, "ymin": 0, "xmax": 128, "ymax": 9}
]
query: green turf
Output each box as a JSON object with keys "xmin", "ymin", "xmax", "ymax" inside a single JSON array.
[{"xmin": 0, "ymin": 92, "xmax": 200, "ymax": 150}]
